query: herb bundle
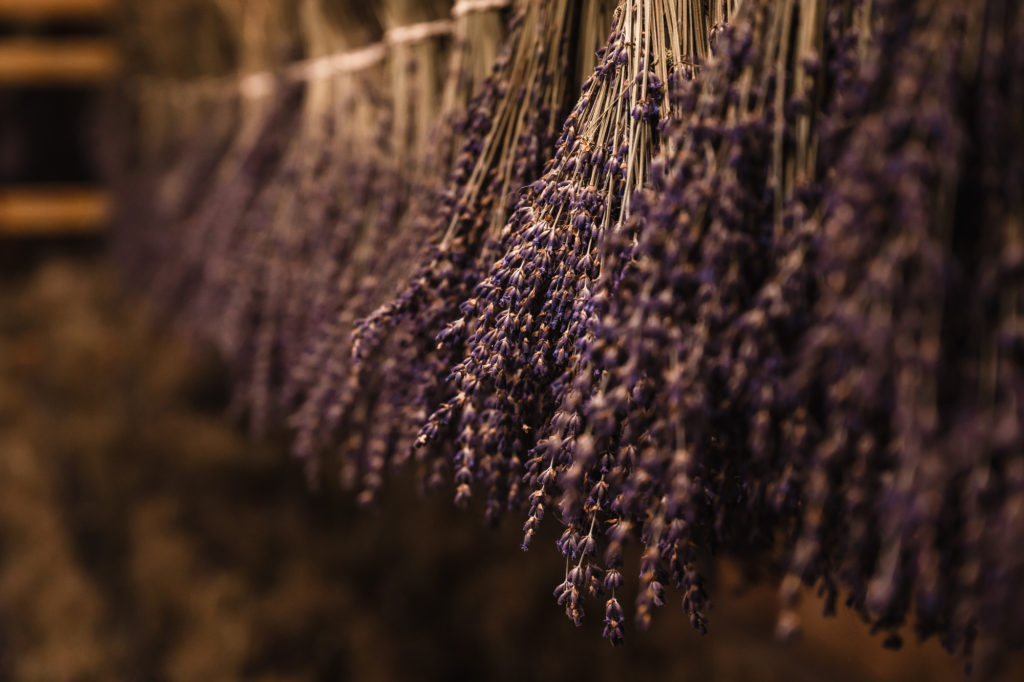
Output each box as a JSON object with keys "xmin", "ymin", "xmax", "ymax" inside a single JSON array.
[
  {"xmin": 540, "ymin": 0, "xmax": 1024, "ymax": 655},
  {"xmin": 285, "ymin": 0, "xmax": 515, "ymax": 487},
  {"xmin": 783, "ymin": 0, "xmax": 1024, "ymax": 656},
  {"xmin": 222, "ymin": 0, "xmax": 390, "ymax": 433},
  {"xmin": 305, "ymin": 0, "xmax": 599, "ymax": 499}
]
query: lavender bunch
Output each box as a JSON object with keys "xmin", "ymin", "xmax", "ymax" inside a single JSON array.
[
  {"xmin": 781, "ymin": 0, "xmax": 1024, "ymax": 657},
  {"xmin": 308, "ymin": 0, "xmax": 588, "ymax": 499},
  {"xmin": 109, "ymin": 0, "xmax": 278, "ymax": 306},
  {"xmin": 135, "ymin": 0, "xmax": 307, "ymax": 355},
  {"xmin": 115, "ymin": 0, "xmax": 394, "ymax": 442},
  {"xmin": 557, "ymin": 0, "xmax": 1024, "ymax": 655},
  {"xmin": 418, "ymin": 0, "xmax": 712, "ymax": 520},
  {"xmin": 286, "ymin": 0, "xmax": 458, "ymax": 483},
  {"xmin": 209, "ymin": 0, "xmax": 390, "ymax": 433},
  {"xmin": 379, "ymin": 5, "xmax": 737, "ymax": 645},
  {"xmin": 526, "ymin": 0, "xmax": 875, "ymax": 642}
]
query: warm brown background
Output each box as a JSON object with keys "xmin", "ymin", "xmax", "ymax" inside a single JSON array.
[{"xmin": 2, "ymin": 252, "xmax": 1022, "ymax": 682}]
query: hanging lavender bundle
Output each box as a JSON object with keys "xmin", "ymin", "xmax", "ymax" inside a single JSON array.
[
  {"xmin": 303, "ymin": 0, "xmax": 592, "ymax": 499},
  {"xmin": 541, "ymin": 0, "xmax": 1024, "ymax": 656},
  {"xmin": 160, "ymin": 3, "xmax": 305, "ymax": 334},
  {"xmin": 212, "ymin": 0, "xmax": 389, "ymax": 432},
  {"xmin": 781, "ymin": 0, "xmax": 1024, "ymax": 658},
  {"xmin": 517, "ymin": 0, "xmax": 832, "ymax": 641},
  {"xmin": 416, "ymin": 0, "xmax": 725, "ymax": 526},
  {"xmin": 286, "ymin": 0, "xmax": 458, "ymax": 483},
  {"xmin": 110, "ymin": 0, "xmax": 252, "ymax": 309}
]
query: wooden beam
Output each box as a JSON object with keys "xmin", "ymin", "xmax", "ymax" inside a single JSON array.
[
  {"xmin": 0, "ymin": 0, "xmax": 112, "ymax": 21},
  {"xmin": 0, "ymin": 187, "xmax": 109, "ymax": 235},
  {"xmin": 0, "ymin": 39, "xmax": 118, "ymax": 85}
]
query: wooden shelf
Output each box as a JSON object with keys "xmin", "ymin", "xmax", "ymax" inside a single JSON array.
[
  {"xmin": 0, "ymin": 38, "xmax": 118, "ymax": 85},
  {"xmin": 0, "ymin": 3, "xmax": 114, "ymax": 239},
  {"xmin": 0, "ymin": 187, "xmax": 109, "ymax": 235},
  {"xmin": 0, "ymin": 0, "xmax": 112, "ymax": 21}
]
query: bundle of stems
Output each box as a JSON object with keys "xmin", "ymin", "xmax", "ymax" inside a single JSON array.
[
  {"xmin": 282, "ymin": 0, "xmax": 460, "ymax": 484},
  {"xmin": 541, "ymin": 0, "xmax": 1024, "ymax": 658},
  {"xmin": 542, "ymin": 0, "xmax": 851, "ymax": 641},
  {"xmin": 131, "ymin": 0, "xmax": 306, "ymax": 355},
  {"xmin": 298, "ymin": 0, "xmax": 604, "ymax": 498},
  {"xmin": 107, "ymin": 0, "xmax": 247, "ymax": 300},
  {"xmin": 782, "ymin": 0, "xmax": 1024, "ymax": 660},
  {"xmin": 212, "ymin": 0, "xmax": 389, "ymax": 432}
]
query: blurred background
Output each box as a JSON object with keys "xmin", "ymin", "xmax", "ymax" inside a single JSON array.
[{"xmin": 0, "ymin": 1, "xmax": 1022, "ymax": 681}]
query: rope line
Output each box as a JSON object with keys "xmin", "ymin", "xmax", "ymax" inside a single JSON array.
[
  {"xmin": 136, "ymin": 16, "xmax": 463, "ymax": 99},
  {"xmin": 384, "ymin": 19, "xmax": 455, "ymax": 46},
  {"xmin": 452, "ymin": 0, "xmax": 514, "ymax": 18},
  {"xmin": 135, "ymin": 2, "xmax": 518, "ymax": 100}
]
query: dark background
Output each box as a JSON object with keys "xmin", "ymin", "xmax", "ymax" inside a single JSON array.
[{"xmin": 0, "ymin": 15, "xmax": 106, "ymax": 185}]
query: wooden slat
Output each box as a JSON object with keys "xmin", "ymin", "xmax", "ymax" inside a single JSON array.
[
  {"xmin": 0, "ymin": 188, "xmax": 109, "ymax": 235},
  {"xmin": 0, "ymin": 0, "xmax": 111, "ymax": 21},
  {"xmin": 0, "ymin": 39, "xmax": 118, "ymax": 85}
]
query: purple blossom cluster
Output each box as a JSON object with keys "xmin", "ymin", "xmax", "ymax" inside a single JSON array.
[
  {"xmin": 417, "ymin": 0, "xmax": 688, "ymax": 517},
  {"xmin": 528, "ymin": 0, "xmax": 807, "ymax": 639},
  {"xmin": 340, "ymin": 0, "xmax": 590, "ymax": 501},
  {"xmin": 113, "ymin": 0, "xmax": 1024, "ymax": 659},
  {"xmin": 531, "ymin": 0, "xmax": 1024, "ymax": 655},
  {"xmin": 782, "ymin": 0, "xmax": 1024, "ymax": 656}
]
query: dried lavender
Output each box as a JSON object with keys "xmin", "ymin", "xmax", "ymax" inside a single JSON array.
[
  {"xmin": 529, "ymin": 0, "xmax": 818, "ymax": 640},
  {"xmin": 323, "ymin": 0, "xmax": 590, "ymax": 500},
  {"xmin": 286, "ymin": 0, "xmax": 458, "ymax": 484},
  {"xmin": 117, "ymin": 1, "xmax": 299, "ymax": 317},
  {"xmin": 548, "ymin": 0, "xmax": 1024, "ymax": 655},
  {"xmin": 396, "ymin": 1, "xmax": 733, "ymax": 637},
  {"xmin": 782, "ymin": 0, "xmax": 1024, "ymax": 657},
  {"xmin": 195, "ymin": 0, "xmax": 397, "ymax": 434}
]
